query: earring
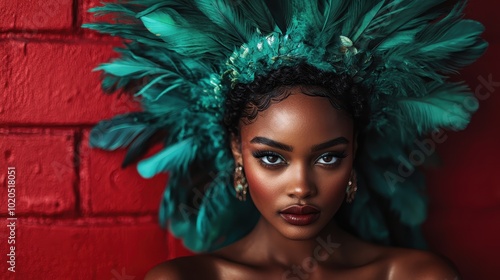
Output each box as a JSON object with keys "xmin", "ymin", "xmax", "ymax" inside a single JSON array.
[
  {"xmin": 234, "ymin": 164, "xmax": 248, "ymax": 201},
  {"xmin": 346, "ymin": 170, "xmax": 358, "ymax": 203}
]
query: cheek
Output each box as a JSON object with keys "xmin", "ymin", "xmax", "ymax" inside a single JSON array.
[
  {"xmin": 244, "ymin": 162, "xmax": 277, "ymax": 205},
  {"xmin": 317, "ymin": 173, "xmax": 349, "ymax": 203},
  {"xmin": 314, "ymin": 164, "xmax": 353, "ymax": 209},
  {"xmin": 242, "ymin": 156, "xmax": 285, "ymax": 211},
  {"xmin": 318, "ymin": 168, "xmax": 350, "ymax": 191}
]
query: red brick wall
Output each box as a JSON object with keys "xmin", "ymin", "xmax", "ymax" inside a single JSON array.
[
  {"xmin": 0, "ymin": 1, "xmax": 191, "ymax": 279},
  {"xmin": 0, "ymin": 0, "xmax": 498, "ymax": 279}
]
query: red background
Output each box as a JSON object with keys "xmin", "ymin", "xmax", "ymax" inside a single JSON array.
[{"xmin": 0, "ymin": 0, "xmax": 498, "ymax": 279}]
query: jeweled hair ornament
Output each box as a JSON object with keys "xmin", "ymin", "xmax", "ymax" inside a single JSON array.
[{"xmin": 83, "ymin": 0, "xmax": 487, "ymax": 252}]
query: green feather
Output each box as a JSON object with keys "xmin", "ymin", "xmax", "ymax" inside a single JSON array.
[
  {"xmin": 397, "ymin": 82, "xmax": 478, "ymax": 135},
  {"xmin": 348, "ymin": 179, "xmax": 390, "ymax": 242},
  {"xmin": 391, "ymin": 183, "xmax": 427, "ymax": 227},
  {"xmin": 94, "ymin": 54, "xmax": 169, "ymax": 77},
  {"xmin": 292, "ymin": 1, "xmax": 322, "ymax": 32},
  {"xmin": 90, "ymin": 113, "xmax": 151, "ymax": 150},
  {"xmin": 416, "ymin": 19, "xmax": 488, "ymax": 72},
  {"xmin": 194, "ymin": 0, "xmax": 255, "ymax": 43},
  {"xmin": 237, "ymin": 0, "xmax": 276, "ymax": 34},
  {"xmin": 263, "ymin": 0, "xmax": 291, "ymax": 34},
  {"xmin": 140, "ymin": 8, "xmax": 226, "ymax": 56},
  {"xmin": 135, "ymin": 0, "xmax": 199, "ymax": 18},
  {"xmin": 137, "ymin": 137, "xmax": 197, "ymax": 178},
  {"xmin": 87, "ymin": 3, "xmax": 138, "ymax": 17},
  {"xmin": 122, "ymin": 125, "xmax": 163, "ymax": 168},
  {"xmin": 319, "ymin": 0, "xmax": 348, "ymax": 33},
  {"xmin": 341, "ymin": 0, "xmax": 381, "ymax": 39},
  {"xmin": 376, "ymin": 28, "xmax": 422, "ymax": 51},
  {"xmin": 351, "ymin": 1, "xmax": 385, "ymax": 42},
  {"xmin": 142, "ymin": 94, "xmax": 190, "ymax": 116},
  {"xmin": 82, "ymin": 23, "xmax": 166, "ymax": 48}
]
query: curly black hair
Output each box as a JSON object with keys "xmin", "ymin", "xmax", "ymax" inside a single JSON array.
[{"xmin": 223, "ymin": 63, "xmax": 369, "ymax": 136}]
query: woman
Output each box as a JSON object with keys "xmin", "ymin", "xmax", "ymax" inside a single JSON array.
[
  {"xmin": 145, "ymin": 64, "xmax": 460, "ymax": 279},
  {"xmin": 84, "ymin": 0, "xmax": 486, "ymax": 279},
  {"xmin": 146, "ymin": 64, "xmax": 464, "ymax": 279}
]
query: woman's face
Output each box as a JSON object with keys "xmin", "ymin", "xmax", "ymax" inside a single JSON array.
[{"xmin": 231, "ymin": 86, "xmax": 355, "ymax": 240}]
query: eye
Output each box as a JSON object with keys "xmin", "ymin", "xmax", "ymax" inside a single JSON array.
[
  {"xmin": 315, "ymin": 152, "xmax": 347, "ymax": 166},
  {"xmin": 261, "ymin": 155, "xmax": 284, "ymax": 165},
  {"xmin": 252, "ymin": 151, "xmax": 286, "ymax": 167}
]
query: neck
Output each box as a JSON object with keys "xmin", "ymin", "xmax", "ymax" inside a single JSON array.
[{"xmin": 249, "ymin": 217, "xmax": 346, "ymax": 267}]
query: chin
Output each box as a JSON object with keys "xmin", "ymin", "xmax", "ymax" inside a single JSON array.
[{"xmin": 281, "ymin": 230, "xmax": 321, "ymax": 241}]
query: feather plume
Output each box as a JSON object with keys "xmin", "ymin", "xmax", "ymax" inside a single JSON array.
[
  {"xmin": 291, "ymin": 1, "xmax": 323, "ymax": 32},
  {"xmin": 351, "ymin": 1, "xmax": 385, "ymax": 42},
  {"xmin": 194, "ymin": 0, "xmax": 256, "ymax": 43},
  {"xmin": 397, "ymin": 82, "xmax": 478, "ymax": 135},
  {"xmin": 341, "ymin": 0, "xmax": 381, "ymax": 39},
  {"xmin": 94, "ymin": 53, "xmax": 169, "ymax": 78},
  {"xmin": 416, "ymin": 19, "xmax": 487, "ymax": 72},
  {"xmin": 237, "ymin": 0, "xmax": 276, "ymax": 34},
  {"xmin": 89, "ymin": 113, "xmax": 152, "ymax": 150},
  {"xmin": 263, "ymin": 0, "xmax": 291, "ymax": 33},
  {"xmin": 391, "ymin": 183, "xmax": 427, "ymax": 227},
  {"xmin": 137, "ymin": 137, "xmax": 197, "ymax": 178},
  {"xmin": 85, "ymin": 0, "xmax": 487, "ymax": 252},
  {"xmin": 122, "ymin": 126, "xmax": 164, "ymax": 168},
  {"xmin": 140, "ymin": 8, "xmax": 227, "ymax": 56},
  {"xmin": 319, "ymin": 0, "xmax": 348, "ymax": 33}
]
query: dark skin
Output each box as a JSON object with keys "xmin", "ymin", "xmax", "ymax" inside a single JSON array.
[{"xmin": 146, "ymin": 87, "xmax": 460, "ymax": 280}]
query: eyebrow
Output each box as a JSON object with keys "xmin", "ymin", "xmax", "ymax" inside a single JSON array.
[
  {"xmin": 249, "ymin": 136, "xmax": 349, "ymax": 152},
  {"xmin": 250, "ymin": 137, "xmax": 293, "ymax": 152},
  {"xmin": 311, "ymin": 137, "xmax": 349, "ymax": 152}
]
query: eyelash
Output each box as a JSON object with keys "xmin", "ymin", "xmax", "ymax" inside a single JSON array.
[
  {"xmin": 316, "ymin": 152, "xmax": 348, "ymax": 167},
  {"xmin": 252, "ymin": 151, "xmax": 286, "ymax": 168},
  {"xmin": 251, "ymin": 151, "xmax": 347, "ymax": 168}
]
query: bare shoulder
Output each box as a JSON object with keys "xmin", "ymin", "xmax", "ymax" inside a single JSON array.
[
  {"xmin": 387, "ymin": 248, "xmax": 460, "ymax": 280},
  {"xmin": 144, "ymin": 260, "xmax": 181, "ymax": 280},
  {"xmin": 145, "ymin": 255, "xmax": 219, "ymax": 280}
]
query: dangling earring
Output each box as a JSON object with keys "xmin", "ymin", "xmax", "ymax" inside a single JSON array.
[
  {"xmin": 234, "ymin": 164, "xmax": 248, "ymax": 201},
  {"xmin": 346, "ymin": 170, "xmax": 358, "ymax": 203}
]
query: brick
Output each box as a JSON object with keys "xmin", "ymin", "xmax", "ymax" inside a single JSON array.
[
  {"xmin": 80, "ymin": 130, "xmax": 168, "ymax": 215},
  {"xmin": 0, "ymin": 220, "xmax": 170, "ymax": 279},
  {"xmin": 0, "ymin": 129, "xmax": 76, "ymax": 215},
  {"xmin": 0, "ymin": 0, "xmax": 73, "ymax": 32},
  {"xmin": 0, "ymin": 40, "xmax": 141, "ymax": 125}
]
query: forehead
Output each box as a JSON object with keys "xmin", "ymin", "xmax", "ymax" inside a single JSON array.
[{"xmin": 240, "ymin": 87, "xmax": 353, "ymax": 145}]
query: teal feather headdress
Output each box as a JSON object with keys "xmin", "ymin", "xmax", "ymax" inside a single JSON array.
[{"xmin": 83, "ymin": 0, "xmax": 487, "ymax": 252}]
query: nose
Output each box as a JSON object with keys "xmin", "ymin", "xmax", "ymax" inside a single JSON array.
[{"xmin": 287, "ymin": 163, "xmax": 317, "ymax": 199}]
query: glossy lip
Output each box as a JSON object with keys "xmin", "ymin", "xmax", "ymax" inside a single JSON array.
[
  {"xmin": 279, "ymin": 205, "xmax": 320, "ymax": 214},
  {"xmin": 279, "ymin": 205, "xmax": 320, "ymax": 226}
]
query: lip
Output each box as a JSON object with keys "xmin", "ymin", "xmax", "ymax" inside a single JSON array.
[
  {"xmin": 279, "ymin": 205, "xmax": 320, "ymax": 215},
  {"xmin": 279, "ymin": 205, "xmax": 320, "ymax": 226}
]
